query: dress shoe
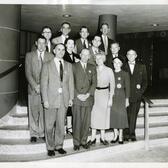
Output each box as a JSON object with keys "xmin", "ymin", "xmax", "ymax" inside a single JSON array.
[
  {"xmin": 124, "ymin": 137, "xmax": 129, "ymax": 141},
  {"xmin": 118, "ymin": 141, "xmax": 124, "ymax": 144},
  {"xmin": 131, "ymin": 137, "xmax": 137, "ymax": 141},
  {"xmin": 100, "ymin": 138, "xmax": 109, "ymax": 145},
  {"xmin": 41, "ymin": 137, "xmax": 45, "ymax": 141},
  {"xmin": 73, "ymin": 145, "xmax": 80, "ymax": 151},
  {"xmin": 30, "ymin": 137, "xmax": 37, "ymax": 143},
  {"xmin": 47, "ymin": 150, "xmax": 55, "ymax": 156},
  {"xmin": 88, "ymin": 139, "xmax": 96, "ymax": 146},
  {"xmin": 55, "ymin": 148, "xmax": 67, "ymax": 154},
  {"xmin": 110, "ymin": 136, "xmax": 119, "ymax": 144},
  {"xmin": 81, "ymin": 143, "xmax": 90, "ymax": 149}
]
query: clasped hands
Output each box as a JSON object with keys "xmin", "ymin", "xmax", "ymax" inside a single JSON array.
[{"xmin": 77, "ymin": 93, "xmax": 90, "ymax": 101}]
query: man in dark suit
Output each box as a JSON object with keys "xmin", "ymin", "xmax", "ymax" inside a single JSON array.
[
  {"xmin": 99, "ymin": 23, "xmax": 114, "ymax": 56},
  {"xmin": 32, "ymin": 26, "xmax": 54, "ymax": 53},
  {"xmin": 75, "ymin": 26, "xmax": 90, "ymax": 54},
  {"xmin": 72, "ymin": 49, "xmax": 97, "ymax": 151},
  {"xmin": 52, "ymin": 22, "xmax": 71, "ymax": 45},
  {"xmin": 64, "ymin": 38, "xmax": 80, "ymax": 63},
  {"xmin": 41, "ymin": 43, "xmax": 74, "ymax": 156},
  {"xmin": 123, "ymin": 49, "xmax": 148, "ymax": 141},
  {"xmin": 25, "ymin": 35, "xmax": 54, "ymax": 143},
  {"xmin": 105, "ymin": 41, "xmax": 126, "ymax": 69}
]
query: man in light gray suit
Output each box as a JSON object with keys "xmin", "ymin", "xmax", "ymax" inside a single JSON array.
[
  {"xmin": 25, "ymin": 35, "xmax": 54, "ymax": 143},
  {"xmin": 41, "ymin": 43, "xmax": 74, "ymax": 156},
  {"xmin": 52, "ymin": 22, "xmax": 71, "ymax": 45}
]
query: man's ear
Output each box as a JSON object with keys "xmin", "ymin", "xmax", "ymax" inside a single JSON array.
[{"xmin": 35, "ymin": 41, "xmax": 38, "ymax": 46}]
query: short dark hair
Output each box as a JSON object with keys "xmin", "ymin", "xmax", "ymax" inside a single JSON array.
[
  {"xmin": 41, "ymin": 26, "xmax": 52, "ymax": 33},
  {"xmin": 101, "ymin": 23, "xmax": 109, "ymax": 28},
  {"xmin": 111, "ymin": 41, "xmax": 120, "ymax": 47},
  {"xmin": 36, "ymin": 35, "xmax": 46, "ymax": 41},
  {"xmin": 80, "ymin": 26, "xmax": 89, "ymax": 32},
  {"xmin": 92, "ymin": 34, "xmax": 101, "ymax": 41},
  {"xmin": 61, "ymin": 22, "xmax": 71, "ymax": 28},
  {"xmin": 64, "ymin": 38, "xmax": 75, "ymax": 45}
]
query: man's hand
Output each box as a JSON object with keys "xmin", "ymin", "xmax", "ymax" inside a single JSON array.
[
  {"xmin": 35, "ymin": 85, "xmax": 40, "ymax": 94},
  {"xmin": 68, "ymin": 99, "xmax": 73, "ymax": 106},
  {"xmin": 44, "ymin": 101, "xmax": 49, "ymax": 109},
  {"xmin": 108, "ymin": 99, "xmax": 112, "ymax": 107},
  {"xmin": 126, "ymin": 98, "xmax": 129, "ymax": 107}
]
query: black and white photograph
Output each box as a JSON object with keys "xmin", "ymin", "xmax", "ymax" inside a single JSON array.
[{"xmin": 0, "ymin": 0, "xmax": 168, "ymax": 166}]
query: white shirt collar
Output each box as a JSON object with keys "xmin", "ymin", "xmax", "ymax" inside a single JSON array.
[{"xmin": 37, "ymin": 50, "xmax": 44, "ymax": 60}]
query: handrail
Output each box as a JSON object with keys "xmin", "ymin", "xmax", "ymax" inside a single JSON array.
[
  {"xmin": 142, "ymin": 96, "xmax": 153, "ymax": 150},
  {"xmin": 0, "ymin": 63, "xmax": 22, "ymax": 79}
]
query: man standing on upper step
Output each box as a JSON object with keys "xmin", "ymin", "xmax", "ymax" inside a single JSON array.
[
  {"xmin": 123, "ymin": 49, "xmax": 148, "ymax": 142},
  {"xmin": 25, "ymin": 35, "xmax": 54, "ymax": 143}
]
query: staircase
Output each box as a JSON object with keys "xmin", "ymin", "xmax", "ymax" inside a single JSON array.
[{"xmin": 0, "ymin": 99, "xmax": 168, "ymax": 162}]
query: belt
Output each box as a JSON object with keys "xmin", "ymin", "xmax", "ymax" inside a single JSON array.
[{"xmin": 96, "ymin": 86, "xmax": 109, "ymax": 90}]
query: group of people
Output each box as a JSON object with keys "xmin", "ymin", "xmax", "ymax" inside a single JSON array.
[{"xmin": 25, "ymin": 22, "xmax": 148, "ymax": 157}]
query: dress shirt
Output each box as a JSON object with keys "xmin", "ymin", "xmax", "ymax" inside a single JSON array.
[
  {"xmin": 92, "ymin": 46, "xmax": 99, "ymax": 54},
  {"xmin": 128, "ymin": 61, "xmax": 135, "ymax": 74},
  {"xmin": 112, "ymin": 53, "xmax": 118, "ymax": 58},
  {"xmin": 102, "ymin": 35, "xmax": 108, "ymax": 48},
  {"xmin": 81, "ymin": 38, "xmax": 89, "ymax": 48},
  {"xmin": 46, "ymin": 41, "xmax": 51, "ymax": 52},
  {"xmin": 80, "ymin": 61, "xmax": 87, "ymax": 71},
  {"xmin": 61, "ymin": 34, "xmax": 69, "ymax": 44},
  {"xmin": 54, "ymin": 57, "xmax": 64, "ymax": 74},
  {"xmin": 37, "ymin": 50, "xmax": 44, "ymax": 61}
]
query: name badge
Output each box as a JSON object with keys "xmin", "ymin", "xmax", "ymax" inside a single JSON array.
[
  {"xmin": 136, "ymin": 84, "xmax": 141, "ymax": 89},
  {"xmin": 117, "ymin": 83, "xmax": 122, "ymax": 88},
  {"xmin": 118, "ymin": 77, "xmax": 121, "ymax": 81},
  {"xmin": 58, "ymin": 88, "xmax": 62, "ymax": 94}
]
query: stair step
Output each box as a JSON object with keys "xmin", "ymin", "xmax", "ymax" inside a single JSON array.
[
  {"xmin": 137, "ymin": 115, "xmax": 168, "ymax": 125},
  {"xmin": 0, "ymin": 125, "xmax": 28, "ymax": 130}
]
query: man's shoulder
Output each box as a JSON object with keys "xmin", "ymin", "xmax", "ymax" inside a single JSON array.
[{"xmin": 26, "ymin": 51, "xmax": 36, "ymax": 58}]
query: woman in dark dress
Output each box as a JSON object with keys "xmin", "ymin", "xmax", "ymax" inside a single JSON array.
[{"xmin": 110, "ymin": 57, "xmax": 130, "ymax": 144}]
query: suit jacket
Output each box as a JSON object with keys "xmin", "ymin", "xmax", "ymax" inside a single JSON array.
[
  {"xmin": 75, "ymin": 38, "xmax": 91, "ymax": 54},
  {"xmin": 25, "ymin": 51, "xmax": 54, "ymax": 95},
  {"xmin": 41, "ymin": 59, "xmax": 74, "ymax": 108},
  {"xmin": 73, "ymin": 62, "xmax": 97, "ymax": 106},
  {"xmin": 88, "ymin": 46, "xmax": 103, "ymax": 66},
  {"xmin": 105, "ymin": 51, "xmax": 126, "ymax": 70},
  {"xmin": 63, "ymin": 50, "xmax": 80, "ymax": 64},
  {"xmin": 99, "ymin": 35, "xmax": 114, "ymax": 55},
  {"xmin": 123, "ymin": 62, "xmax": 148, "ymax": 102}
]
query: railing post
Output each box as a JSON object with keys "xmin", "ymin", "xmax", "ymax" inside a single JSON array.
[{"xmin": 144, "ymin": 101, "xmax": 149, "ymax": 150}]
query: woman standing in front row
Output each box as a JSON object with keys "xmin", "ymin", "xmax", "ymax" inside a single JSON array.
[
  {"xmin": 89, "ymin": 53, "xmax": 115, "ymax": 146},
  {"xmin": 110, "ymin": 57, "xmax": 130, "ymax": 144}
]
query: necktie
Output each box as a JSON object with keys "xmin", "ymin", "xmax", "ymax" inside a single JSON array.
[
  {"xmin": 59, "ymin": 60, "xmax": 63, "ymax": 82},
  {"xmin": 39, "ymin": 52, "xmax": 43, "ymax": 69},
  {"xmin": 83, "ymin": 63, "xmax": 86, "ymax": 72},
  {"xmin": 46, "ymin": 45, "xmax": 49, "ymax": 52},
  {"xmin": 83, "ymin": 40, "xmax": 87, "ymax": 48}
]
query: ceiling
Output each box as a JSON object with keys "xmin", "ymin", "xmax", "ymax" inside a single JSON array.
[{"xmin": 21, "ymin": 4, "xmax": 168, "ymax": 36}]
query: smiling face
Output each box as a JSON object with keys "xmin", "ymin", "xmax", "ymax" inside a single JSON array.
[
  {"xmin": 96, "ymin": 54, "xmax": 105, "ymax": 66},
  {"xmin": 80, "ymin": 28, "xmax": 89, "ymax": 39},
  {"xmin": 61, "ymin": 23, "xmax": 71, "ymax": 36},
  {"xmin": 36, "ymin": 38, "xmax": 46, "ymax": 52},
  {"xmin": 66, "ymin": 39, "xmax": 75, "ymax": 52},
  {"xmin": 113, "ymin": 58, "xmax": 123, "ymax": 71},
  {"xmin": 53, "ymin": 44, "xmax": 65, "ymax": 59},
  {"xmin": 42, "ymin": 28, "xmax": 52, "ymax": 40},
  {"xmin": 100, "ymin": 24, "xmax": 110, "ymax": 35},
  {"xmin": 111, "ymin": 43, "xmax": 120, "ymax": 55},
  {"xmin": 92, "ymin": 36, "xmax": 101, "ymax": 48},
  {"xmin": 80, "ymin": 49, "xmax": 90, "ymax": 63},
  {"xmin": 126, "ymin": 50, "xmax": 137, "ymax": 62}
]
